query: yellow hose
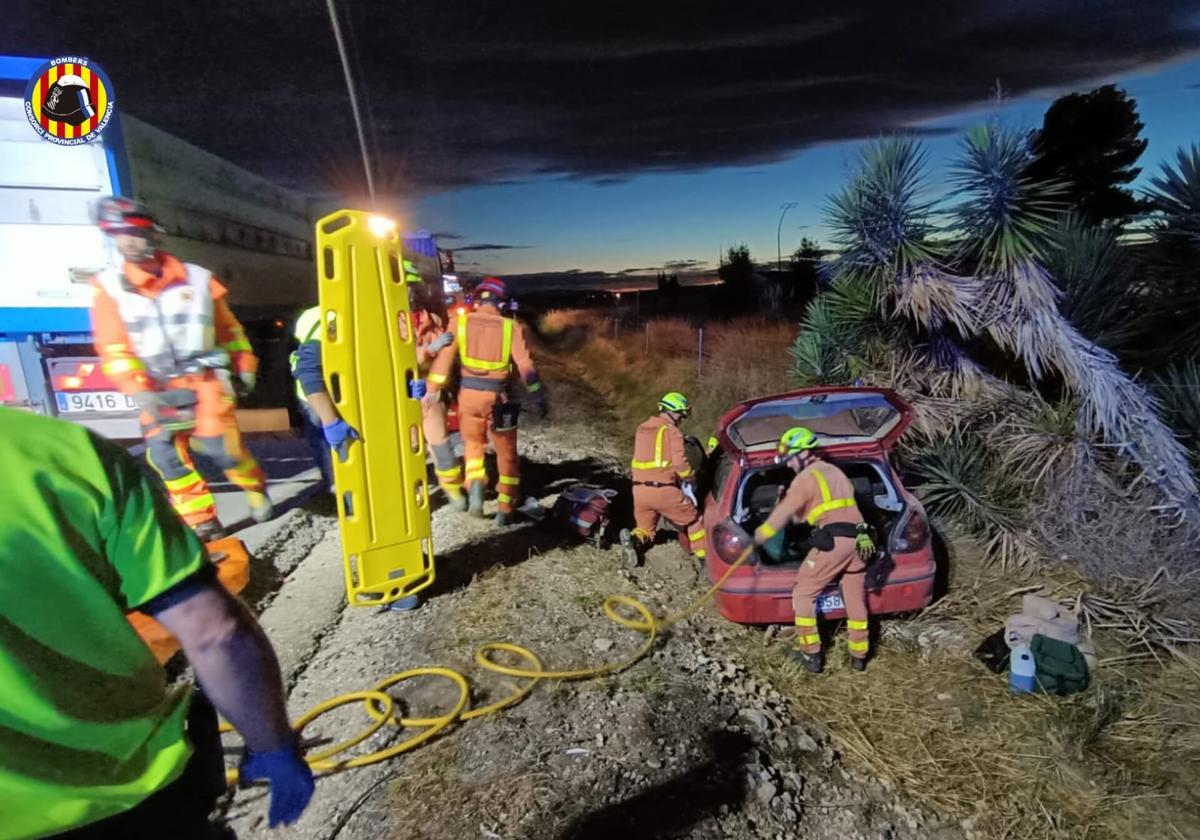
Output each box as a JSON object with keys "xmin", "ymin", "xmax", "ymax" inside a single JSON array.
[{"xmin": 224, "ymin": 545, "xmax": 754, "ymax": 785}]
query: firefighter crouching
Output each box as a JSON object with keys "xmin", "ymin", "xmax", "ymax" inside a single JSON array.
[
  {"xmin": 414, "ymin": 305, "xmax": 464, "ymax": 510},
  {"xmin": 753, "ymin": 427, "xmax": 876, "ymax": 674},
  {"xmin": 620, "ymin": 392, "xmax": 707, "ymax": 567},
  {"xmin": 90, "ymin": 196, "xmax": 272, "ymax": 540},
  {"xmin": 427, "ymin": 277, "xmax": 546, "ymax": 527}
]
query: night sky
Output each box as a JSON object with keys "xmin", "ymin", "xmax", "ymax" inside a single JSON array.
[{"xmin": 6, "ymin": 1, "xmax": 1200, "ymax": 277}]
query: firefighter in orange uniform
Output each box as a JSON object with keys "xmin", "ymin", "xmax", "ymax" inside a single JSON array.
[
  {"xmin": 89, "ymin": 197, "xmax": 272, "ymax": 540},
  {"xmin": 754, "ymin": 427, "xmax": 876, "ymax": 674},
  {"xmin": 413, "ymin": 305, "xmax": 464, "ymax": 509},
  {"xmin": 427, "ymin": 277, "xmax": 545, "ymax": 526},
  {"xmin": 621, "ymin": 392, "xmax": 707, "ymax": 566}
]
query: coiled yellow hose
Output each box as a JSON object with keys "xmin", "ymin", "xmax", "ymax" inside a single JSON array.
[{"xmin": 224, "ymin": 545, "xmax": 754, "ymax": 784}]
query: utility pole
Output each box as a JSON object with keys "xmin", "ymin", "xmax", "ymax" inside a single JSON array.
[{"xmin": 777, "ymin": 202, "xmax": 798, "ymax": 274}]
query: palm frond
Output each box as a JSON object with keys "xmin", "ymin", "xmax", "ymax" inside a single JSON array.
[
  {"xmin": 1151, "ymin": 358, "xmax": 1200, "ymax": 466},
  {"xmin": 951, "ymin": 123, "xmax": 1065, "ymax": 273},
  {"xmin": 995, "ymin": 396, "xmax": 1083, "ymax": 492},
  {"xmin": 826, "ymin": 137, "xmax": 943, "ymax": 300},
  {"xmin": 1145, "ymin": 144, "xmax": 1200, "ymax": 246},
  {"xmin": 1043, "ymin": 213, "xmax": 1142, "ymax": 354}
]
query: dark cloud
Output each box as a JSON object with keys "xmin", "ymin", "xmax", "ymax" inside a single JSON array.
[
  {"xmin": 453, "ymin": 243, "xmax": 534, "ymax": 252},
  {"xmin": 432, "ymin": 231, "xmax": 463, "ymax": 240},
  {"xmin": 6, "ymin": 2, "xmax": 1199, "ymax": 192}
]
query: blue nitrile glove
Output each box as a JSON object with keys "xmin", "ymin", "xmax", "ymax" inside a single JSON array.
[
  {"xmin": 323, "ymin": 418, "xmax": 360, "ymax": 463},
  {"xmin": 239, "ymin": 744, "xmax": 315, "ymax": 828},
  {"xmin": 428, "ymin": 331, "xmax": 454, "ymax": 353},
  {"xmin": 408, "ymin": 378, "xmax": 428, "ymax": 399}
]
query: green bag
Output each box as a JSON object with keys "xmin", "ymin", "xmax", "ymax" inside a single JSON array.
[{"xmin": 1031, "ymin": 634, "xmax": 1090, "ymax": 696}]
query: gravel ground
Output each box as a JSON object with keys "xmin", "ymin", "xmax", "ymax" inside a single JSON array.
[{"xmin": 218, "ymin": 359, "xmax": 962, "ymax": 840}]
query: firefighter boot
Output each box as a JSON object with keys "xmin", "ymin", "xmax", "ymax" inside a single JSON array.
[
  {"xmin": 850, "ymin": 655, "xmax": 868, "ymax": 673},
  {"xmin": 786, "ymin": 646, "xmax": 824, "ymax": 674},
  {"xmin": 247, "ymin": 491, "xmax": 274, "ymax": 523},
  {"xmin": 468, "ymin": 483, "xmax": 486, "ymax": 518},
  {"xmin": 448, "ymin": 491, "xmax": 469, "ymax": 513},
  {"xmin": 494, "ymin": 510, "xmax": 513, "ymax": 528},
  {"xmin": 619, "ymin": 528, "xmax": 652, "ymax": 569}
]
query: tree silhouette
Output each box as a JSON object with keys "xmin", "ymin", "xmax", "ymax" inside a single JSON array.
[
  {"xmin": 717, "ymin": 244, "xmax": 755, "ymax": 312},
  {"xmin": 1025, "ymin": 84, "xmax": 1148, "ymax": 224},
  {"xmin": 786, "ymin": 236, "xmax": 823, "ymax": 307}
]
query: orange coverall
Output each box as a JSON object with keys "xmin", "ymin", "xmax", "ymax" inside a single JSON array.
[
  {"xmin": 90, "ymin": 254, "xmax": 266, "ymax": 528},
  {"xmin": 756, "ymin": 458, "xmax": 869, "ymax": 659},
  {"xmin": 630, "ymin": 415, "xmax": 706, "ymax": 558},
  {"xmin": 414, "ymin": 309, "xmax": 463, "ymax": 502},
  {"xmin": 427, "ymin": 304, "xmax": 540, "ymax": 514}
]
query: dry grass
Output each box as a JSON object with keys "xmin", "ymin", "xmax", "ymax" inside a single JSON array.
[
  {"xmin": 735, "ymin": 542, "xmax": 1200, "ymax": 840},
  {"xmin": 539, "ymin": 309, "xmax": 795, "ymax": 438}
]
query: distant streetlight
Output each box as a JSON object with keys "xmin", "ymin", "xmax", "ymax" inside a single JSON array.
[{"xmin": 777, "ymin": 202, "xmax": 798, "ymax": 273}]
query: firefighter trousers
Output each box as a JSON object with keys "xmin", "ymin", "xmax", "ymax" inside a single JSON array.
[
  {"xmin": 142, "ymin": 375, "xmax": 266, "ymax": 527},
  {"xmin": 632, "ymin": 484, "xmax": 707, "ymax": 558},
  {"xmin": 792, "ymin": 537, "xmax": 869, "ymax": 659},
  {"xmin": 422, "ymin": 392, "xmax": 463, "ymax": 501},
  {"xmin": 458, "ymin": 387, "xmax": 519, "ymax": 514}
]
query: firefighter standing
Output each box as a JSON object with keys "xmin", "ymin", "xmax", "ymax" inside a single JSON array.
[
  {"xmin": 415, "ymin": 306, "xmax": 465, "ymax": 509},
  {"xmin": 754, "ymin": 427, "xmax": 875, "ymax": 673},
  {"xmin": 90, "ymin": 197, "xmax": 271, "ymax": 540},
  {"xmin": 621, "ymin": 392, "xmax": 707, "ymax": 565},
  {"xmin": 427, "ymin": 277, "xmax": 545, "ymax": 526}
]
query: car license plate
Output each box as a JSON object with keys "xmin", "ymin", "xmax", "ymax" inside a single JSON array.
[
  {"xmin": 816, "ymin": 593, "xmax": 845, "ymax": 613},
  {"xmin": 56, "ymin": 391, "xmax": 137, "ymax": 413}
]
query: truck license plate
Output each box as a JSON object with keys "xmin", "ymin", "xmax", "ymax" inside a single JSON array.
[
  {"xmin": 815, "ymin": 593, "xmax": 845, "ymax": 613},
  {"xmin": 56, "ymin": 391, "xmax": 137, "ymax": 414}
]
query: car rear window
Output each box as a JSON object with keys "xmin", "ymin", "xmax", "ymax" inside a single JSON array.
[{"xmin": 728, "ymin": 392, "xmax": 901, "ymax": 451}]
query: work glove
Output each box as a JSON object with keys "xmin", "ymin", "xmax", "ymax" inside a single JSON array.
[
  {"xmin": 428, "ymin": 331, "xmax": 454, "ymax": 353},
  {"xmin": 238, "ymin": 743, "xmax": 315, "ymax": 828},
  {"xmin": 323, "ymin": 418, "xmax": 360, "ymax": 463},
  {"xmin": 235, "ymin": 371, "xmax": 257, "ymax": 398},
  {"xmin": 408, "ymin": 378, "xmax": 428, "ymax": 400}
]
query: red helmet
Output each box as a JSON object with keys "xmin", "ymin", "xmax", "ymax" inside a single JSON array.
[
  {"xmin": 476, "ymin": 276, "xmax": 507, "ymax": 302},
  {"xmin": 95, "ymin": 196, "xmax": 164, "ymax": 236}
]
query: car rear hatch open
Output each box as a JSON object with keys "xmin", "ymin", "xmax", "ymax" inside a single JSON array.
[{"xmin": 718, "ymin": 387, "xmax": 913, "ymax": 462}]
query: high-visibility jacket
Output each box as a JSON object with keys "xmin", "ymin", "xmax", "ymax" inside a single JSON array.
[
  {"xmin": 90, "ymin": 253, "xmax": 256, "ymax": 393},
  {"xmin": 0, "ymin": 407, "xmax": 207, "ymax": 837},
  {"xmin": 428, "ymin": 304, "xmax": 539, "ymax": 393},
  {"xmin": 290, "ymin": 306, "xmax": 324, "ymax": 403},
  {"xmin": 631, "ymin": 414, "xmax": 692, "ymax": 485},
  {"xmin": 755, "ymin": 460, "xmax": 862, "ymax": 542}
]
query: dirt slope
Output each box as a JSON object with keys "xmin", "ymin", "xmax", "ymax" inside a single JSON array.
[{"xmin": 223, "ymin": 358, "xmax": 960, "ymax": 840}]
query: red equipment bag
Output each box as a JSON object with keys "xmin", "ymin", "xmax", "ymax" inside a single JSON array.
[{"xmin": 556, "ymin": 485, "xmax": 617, "ymax": 544}]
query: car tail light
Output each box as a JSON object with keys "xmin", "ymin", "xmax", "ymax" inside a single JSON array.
[
  {"xmin": 713, "ymin": 518, "xmax": 756, "ymax": 565},
  {"xmin": 890, "ymin": 506, "xmax": 929, "ymax": 554}
]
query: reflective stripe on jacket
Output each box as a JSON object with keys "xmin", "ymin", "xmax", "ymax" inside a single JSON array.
[
  {"xmin": 93, "ymin": 261, "xmax": 215, "ymax": 379},
  {"xmin": 631, "ymin": 414, "xmax": 692, "ymax": 485},
  {"xmin": 430, "ymin": 305, "xmax": 540, "ymax": 392}
]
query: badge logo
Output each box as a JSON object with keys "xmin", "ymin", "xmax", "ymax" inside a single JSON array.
[{"xmin": 24, "ymin": 56, "xmax": 116, "ymax": 146}]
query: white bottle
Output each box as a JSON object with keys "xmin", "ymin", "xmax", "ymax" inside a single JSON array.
[{"xmin": 1010, "ymin": 644, "xmax": 1036, "ymax": 694}]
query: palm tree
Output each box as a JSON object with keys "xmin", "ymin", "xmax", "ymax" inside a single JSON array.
[{"xmin": 793, "ymin": 130, "xmax": 1198, "ymax": 539}]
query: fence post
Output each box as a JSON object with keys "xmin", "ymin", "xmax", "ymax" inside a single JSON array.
[
  {"xmin": 645, "ymin": 322, "xmax": 650, "ymax": 354},
  {"xmin": 697, "ymin": 327, "xmax": 704, "ymax": 375}
]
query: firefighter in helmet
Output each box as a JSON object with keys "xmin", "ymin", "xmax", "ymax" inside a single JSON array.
[{"xmin": 90, "ymin": 196, "xmax": 272, "ymax": 540}]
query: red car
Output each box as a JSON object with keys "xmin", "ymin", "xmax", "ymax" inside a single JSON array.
[{"xmin": 700, "ymin": 387, "xmax": 935, "ymax": 625}]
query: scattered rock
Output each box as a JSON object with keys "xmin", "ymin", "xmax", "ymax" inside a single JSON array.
[
  {"xmin": 756, "ymin": 781, "xmax": 778, "ymax": 805},
  {"xmin": 739, "ymin": 708, "xmax": 772, "ymax": 732},
  {"xmin": 593, "ymin": 638, "xmax": 614, "ymax": 652}
]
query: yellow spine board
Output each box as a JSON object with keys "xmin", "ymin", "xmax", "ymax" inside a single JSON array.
[{"xmin": 316, "ymin": 211, "xmax": 435, "ymax": 605}]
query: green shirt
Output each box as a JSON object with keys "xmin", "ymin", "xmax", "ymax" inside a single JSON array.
[{"xmin": 0, "ymin": 408, "xmax": 208, "ymax": 839}]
